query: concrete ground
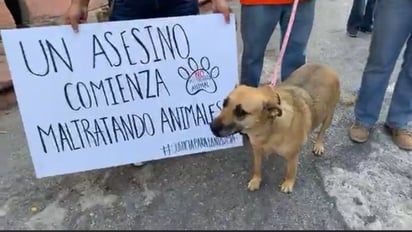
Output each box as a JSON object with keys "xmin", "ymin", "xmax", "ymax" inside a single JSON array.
[{"xmin": 1, "ymin": 0, "xmax": 411, "ymax": 230}]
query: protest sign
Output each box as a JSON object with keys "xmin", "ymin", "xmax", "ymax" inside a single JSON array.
[{"xmin": 1, "ymin": 13, "xmax": 243, "ymax": 178}]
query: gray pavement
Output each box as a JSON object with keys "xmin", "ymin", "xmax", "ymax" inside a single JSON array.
[{"xmin": 1, "ymin": 0, "xmax": 412, "ymax": 230}]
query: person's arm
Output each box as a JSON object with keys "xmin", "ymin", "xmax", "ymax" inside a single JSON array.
[
  {"xmin": 72, "ymin": 0, "xmax": 90, "ymax": 8},
  {"xmin": 4, "ymin": 0, "xmax": 25, "ymax": 28},
  {"xmin": 64, "ymin": 0, "xmax": 91, "ymax": 32},
  {"xmin": 211, "ymin": 0, "xmax": 231, "ymax": 23}
]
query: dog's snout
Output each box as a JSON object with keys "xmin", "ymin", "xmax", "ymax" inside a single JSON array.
[
  {"xmin": 210, "ymin": 119, "xmax": 224, "ymax": 137},
  {"xmin": 210, "ymin": 118, "xmax": 240, "ymax": 137}
]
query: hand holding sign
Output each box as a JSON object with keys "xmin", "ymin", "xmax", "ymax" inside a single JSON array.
[
  {"xmin": 64, "ymin": 0, "xmax": 89, "ymax": 33},
  {"xmin": 211, "ymin": 0, "xmax": 232, "ymax": 23},
  {"xmin": 64, "ymin": 0, "xmax": 232, "ymax": 33}
]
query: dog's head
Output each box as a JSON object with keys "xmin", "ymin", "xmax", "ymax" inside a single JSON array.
[{"xmin": 210, "ymin": 85, "xmax": 283, "ymax": 137}]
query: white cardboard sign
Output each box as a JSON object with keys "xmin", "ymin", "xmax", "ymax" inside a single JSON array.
[{"xmin": 1, "ymin": 14, "xmax": 243, "ymax": 178}]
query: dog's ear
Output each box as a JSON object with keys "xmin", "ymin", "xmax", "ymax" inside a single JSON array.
[
  {"xmin": 263, "ymin": 93, "xmax": 282, "ymax": 117},
  {"xmin": 263, "ymin": 102, "xmax": 282, "ymax": 117}
]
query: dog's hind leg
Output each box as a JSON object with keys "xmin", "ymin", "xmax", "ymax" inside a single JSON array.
[{"xmin": 312, "ymin": 111, "xmax": 334, "ymax": 156}]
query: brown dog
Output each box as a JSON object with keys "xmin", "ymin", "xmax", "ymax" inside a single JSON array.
[{"xmin": 210, "ymin": 64, "xmax": 340, "ymax": 193}]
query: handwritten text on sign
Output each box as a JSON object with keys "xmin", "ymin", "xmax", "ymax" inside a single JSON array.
[{"xmin": 1, "ymin": 14, "xmax": 242, "ymax": 178}]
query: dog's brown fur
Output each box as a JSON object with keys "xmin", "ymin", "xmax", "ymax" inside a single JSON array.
[{"xmin": 210, "ymin": 64, "xmax": 340, "ymax": 193}]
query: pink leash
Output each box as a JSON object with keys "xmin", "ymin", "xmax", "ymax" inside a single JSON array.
[{"xmin": 269, "ymin": 0, "xmax": 300, "ymax": 87}]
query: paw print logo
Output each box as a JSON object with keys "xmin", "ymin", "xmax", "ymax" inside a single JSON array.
[{"xmin": 178, "ymin": 56, "xmax": 220, "ymax": 95}]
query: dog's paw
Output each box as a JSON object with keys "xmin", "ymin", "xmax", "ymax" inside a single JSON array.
[
  {"xmin": 312, "ymin": 141, "xmax": 325, "ymax": 156},
  {"xmin": 247, "ymin": 177, "xmax": 261, "ymax": 191},
  {"xmin": 279, "ymin": 179, "xmax": 294, "ymax": 193}
]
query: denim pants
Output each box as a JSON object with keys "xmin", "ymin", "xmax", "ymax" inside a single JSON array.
[
  {"xmin": 240, "ymin": 0, "xmax": 316, "ymax": 87},
  {"xmin": 346, "ymin": 0, "xmax": 376, "ymax": 32},
  {"xmin": 109, "ymin": 0, "xmax": 199, "ymax": 21},
  {"xmin": 355, "ymin": 0, "xmax": 412, "ymax": 130}
]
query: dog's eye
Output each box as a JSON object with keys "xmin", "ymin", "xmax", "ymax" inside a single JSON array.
[{"xmin": 234, "ymin": 104, "xmax": 249, "ymax": 118}]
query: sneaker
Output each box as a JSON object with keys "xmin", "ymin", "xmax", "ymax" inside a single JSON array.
[
  {"xmin": 359, "ymin": 26, "xmax": 372, "ymax": 34},
  {"xmin": 131, "ymin": 162, "xmax": 146, "ymax": 167},
  {"xmin": 346, "ymin": 28, "xmax": 358, "ymax": 38},
  {"xmin": 384, "ymin": 125, "xmax": 412, "ymax": 151},
  {"xmin": 349, "ymin": 122, "xmax": 370, "ymax": 143}
]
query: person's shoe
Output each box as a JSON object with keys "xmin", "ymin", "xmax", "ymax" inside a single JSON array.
[
  {"xmin": 131, "ymin": 162, "xmax": 146, "ymax": 167},
  {"xmin": 359, "ymin": 25, "xmax": 372, "ymax": 34},
  {"xmin": 384, "ymin": 125, "xmax": 412, "ymax": 151},
  {"xmin": 349, "ymin": 122, "xmax": 370, "ymax": 143},
  {"xmin": 346, "ymin": 28, "xmax": 358, "ymax": 38}
]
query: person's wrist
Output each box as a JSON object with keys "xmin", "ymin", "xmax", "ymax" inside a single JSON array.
[
  {"xmin": 71, "ymin": 0, "xmax": 89, "ymax": 8},
  {"xmin": 211, "ymin": 0, "xmax": 226, "ymax": 4}
]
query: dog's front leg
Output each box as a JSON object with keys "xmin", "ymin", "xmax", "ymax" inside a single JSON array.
[
  {"xmin": 279, "ymin": 152, "xmax": 299, "ymax": 193},
  {"xmin": 247, "ymin": 146, "xmax": 264, "ymax": 191}
]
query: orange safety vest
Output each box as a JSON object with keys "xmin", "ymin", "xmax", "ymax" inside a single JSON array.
[{"xmin": 240, "ymin": 0, "xmax": 307, "ymax": 5}]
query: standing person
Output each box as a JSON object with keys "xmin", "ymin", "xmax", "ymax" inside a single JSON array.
[
  {"xmin": 239, "ymin": 0, "xmax": 316, "ymax": 87},
  {"xmin": 349, "ymin": 0, "xmax": 412, "ymax": 151},
  {"xmin": 64, "ymin": 0, "xmax": 231, "ymax": 166},
  {"xmin": 346, "ymin": 0, "xmax": 376, "ymax": 37},
  {"xmin": 3, "ymin": 0, "xmax": 28, "ymax": 28},
  {"xmin": 4, "ymin": 0, "xmax": 28, "ymax": 28},
  {"xmin": 65, "ymin": 0, "xmax": 230, "ymax": 32}
]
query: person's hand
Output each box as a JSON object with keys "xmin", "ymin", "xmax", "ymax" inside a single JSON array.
[
  {"xmin": 64, "ymin": 2, "xmax": 88, "ymax": 33},
  {"xmin": 212, "ymin": 0, "xmax": 231, "ymax": 24}
]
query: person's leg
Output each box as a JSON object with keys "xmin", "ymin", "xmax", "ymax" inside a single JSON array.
[
  {"xmin": 109, "ymin": 0, "xmax": 158, "ymax": 167},
  {"xmin": 384, "ymin": 34, "xmax": 412, "ymax": 150},
  {"xmin": 159, "ymin": 0, "xmax": 199, "ymax": 17},
  {"xmin": 350, "ymin": 0, "xmax": 412, "ymax": 143},
  {"xmin": 4, "ymin": 0, "xmax": 26, "ymax": 28},
  {"xmin": 109, "ymin": 0, "xmax": 156, "ymax": 21},
  {"xmin": 359, "ymin": 0, "xmax": 376, "ymax": 33},
  {"xmin": 279, "ymin": 0, "xmax": 315, "ymax": 81},
  {"xmin": 240, "ymin": 5, "xmax": 282, "ymax": 87},
  {"xmin": 386, "ymin": 37, "xmax": 412, "ymax": 130},
  {"xmin": 346, "ymin": 0, "xmax": 365, "ymax": 37}
]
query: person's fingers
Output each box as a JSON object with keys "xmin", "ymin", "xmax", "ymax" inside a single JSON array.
[
  {"xmin": 70, "ymin": 17, "xmax": 80, "ymax": 33},
  {"xmin": 64, "ymin": 5, "xmax": 87, "ymax": 33},
  {"xmin": 80, "ymin": 10, "xmax": 89, "ymax": 22},
  {"xmin": 225, "ymin": 10, "xmax": 230, "ymax": 23},
  {"xmin": 64, "ymin": 15, "xmax": 71, "ymax": 25},
  {"xmin": 64, "ymin": 14, "xmax": 78, "ymax": 32},
  {"xmin": 213, "ymin": 6, "xmax": 231, "ymax": 23},
  {"xmin": 76, "ymin": 9, "xmax": 90, "ymax": 31}
]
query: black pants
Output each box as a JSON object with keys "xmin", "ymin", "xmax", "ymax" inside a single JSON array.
[
  {"xmin": 4, "ymin": 0, "xmax": 25, "ymax": 27},
  {"xmin": 347, "ymin": 0, "xmax": 376, "ymax": 32},
  {"xmin": 109, "ymin": 0, "xmax": 199, "ymax": 20}
]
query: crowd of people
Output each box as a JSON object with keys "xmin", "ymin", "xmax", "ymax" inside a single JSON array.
[{"xmin": 2, "ymin": 0, "xmax": 412, "ymax": 162}]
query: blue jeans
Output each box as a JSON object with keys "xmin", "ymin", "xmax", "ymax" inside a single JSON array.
[
  {"xmin": 354, "ymin": 0, "xmax": 412, "ymax": 130},
  {"xmin": 346, "ymin": 0, "xmax": 376, "ymax": 32},
  {"xmin": 109, "ymin": 0, "xmax": 199, "ymax": 21},
  {"xmin": 240, "ymin": 0, "xmax": 316, "ymax": 87}
]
